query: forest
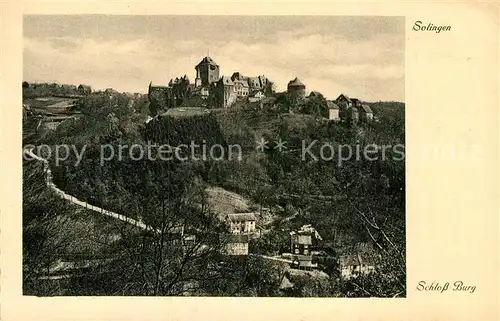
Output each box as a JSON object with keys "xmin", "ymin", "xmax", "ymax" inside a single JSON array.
[{"xmin": 23, "ymin": 89, "xmax": 405, "ymax": 297}]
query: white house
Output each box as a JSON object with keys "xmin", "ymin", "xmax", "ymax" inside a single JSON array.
[
  {"xmin": 327, "ymin": 101, "xmax": 340, "ymax": 121},
  {"xmin": 248, "ymin": 90, "xmax": 265, "ymax": 102},
  {"xmin": 226, "ymin": 213, "xmax": 257, "ymax": 234}
]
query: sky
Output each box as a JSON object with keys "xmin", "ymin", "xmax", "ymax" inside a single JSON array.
[{"xmin": 24, "ymin": 15, "xmax": 405, "ymax": 102}]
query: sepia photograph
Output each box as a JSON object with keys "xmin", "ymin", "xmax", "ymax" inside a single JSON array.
[{"xmin": 22, "ymin": 15, "xmax": 405, "ymax": 297}]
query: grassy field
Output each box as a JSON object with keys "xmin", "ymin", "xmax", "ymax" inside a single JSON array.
[
  {"xmin": 24, "ymin": 97, "xmax": 77, "ymax": 115},
  {"xmin": 162, "ymin": 107, "xmax": 210, "ymax": 118}
]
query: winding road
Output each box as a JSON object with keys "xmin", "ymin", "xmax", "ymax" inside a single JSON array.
[
  {"xmin": 24, "ymin": 147, "xmax": 160, "ymax": 234},
  {"xmin": 23, "ymin": 147, "xmax": 310, "ymax": 268}
]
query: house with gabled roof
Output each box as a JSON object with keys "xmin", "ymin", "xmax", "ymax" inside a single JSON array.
[
  {"xmin": 359, "ymin": 104, "xmax": 373, "ymax": 122},
  {"xmin": 78, "ymin": 84, "xmax": 92, "ymax": 95},
  {"xmin": 224, "ymin": 233, "xmax": 250, "ymax": 256},
  {"xmin": 335, "ymin": 93, "xmax": 374, "ymax": 123},
  {"xmin": 339, "ymin": 242, "xmax": 378, "ymax": 279},
  {"xmin": 327, "ymin": 101, "xmax": 340, "ymax": 121},
  {"xmin": 226, "ymin": 212, "xmax": 257, "ymax": 234}
]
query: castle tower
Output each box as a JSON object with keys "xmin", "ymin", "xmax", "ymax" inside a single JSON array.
[
  {"xmin": 287, "ymin": 77, "xmax": 306, "ymax": 102},
  {"xmin": 195, "ymin": 56, "xmax": 220, "ymax": 87}
]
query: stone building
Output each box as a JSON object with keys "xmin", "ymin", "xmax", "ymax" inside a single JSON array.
[
  {"xmin": 287, "ymin": 77, "xmax": 306, "ymax": 102},
  {"xmin": 226, "ymin": 212, "xmax": 257, "ymax": 234},
  {"xmin": 148, "ymin": 55, "xmax": 268, "ymax": 110},
  {"xmin": 335, "ymin": 93, "xmax": 373, "ymax": 123},
  {"xmin": 168, "ymin": 75, "xmax": 191, "ymax": 101},
  {"xmin": 195, "ymin": 56, "xmax": 220, "ymax": 87},
  {"xmin": 231, "ymin": 72, "xmax": 268, "ymax": 95},
  {"xmin": 233, "ymin": 79, "xmax": 249, "ymax": 97},
  {"xmin": 211, "ymin": 76, "xmax": 237, "ymax": 108},
  {"xmin": 148, "ymin": 82, "xmax": 172, "ymax": 110}
]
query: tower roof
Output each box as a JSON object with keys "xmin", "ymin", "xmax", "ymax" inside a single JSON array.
[
  {"xmin": 196, "ymin": 56, "xmax": 218, "ymax": 67},
  {"xmin": 288, "ymin": 77, "xmax": 305, "ymax": 88}
]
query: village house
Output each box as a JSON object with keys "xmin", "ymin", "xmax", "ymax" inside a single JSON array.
[
  {"xmin": 289, "ymin": 224, "xmax": 323, "ymax": 270},
  {"xmin": 77, "ymin": 84, "xmax": 92, "ymax": 95},
  {"xmin": 339, "ymin": 243, "xmax": 377, "ymax": 279},
  {"xmin": 335, "ymin": 93, "xmax": 373, "ymax": 123},
  {"xmin": 224, "ymin": 234, "xmax": 250, "ymax": 256},
  {"xmin": 308, "ymin": 91, "xmax": 322, "ymax": 98},
  {"xmin": 226, "ymin": 212, "xmax": 257, "ymax": 234},
  {"xmin": 327, "ymin": 101, "xmax": 340, "ymax": 121},
  {"xmin": 359, "ymin": 104, "xmax": 374, "ymax": 122}
]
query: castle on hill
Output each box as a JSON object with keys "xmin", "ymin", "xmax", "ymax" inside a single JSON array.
[
  {"xmin": 148, "ymin": 56, "xmax": 270, "ymax": 110},
  {"xmin": 148, "ymin": 55, "xmax": 373, "ymax": 123}
]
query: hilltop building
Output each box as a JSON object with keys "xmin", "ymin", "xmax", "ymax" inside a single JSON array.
[
  {"xmin": 335, "ymin": 93, "xmax": 373, "ymax": 123},
  {"xmin": 359, "ymin": 104, "xmax": 374, "ymax": 122},
  {"xmin": 78, "ymin": 84, "xmax": 92, "ymax": 95},
  {"xmin": 195, "ymin": 56, "xmax": 220, "ymax": 87},
  {"xmin": 327, "ymin": 101, "xmax": 340, "ymax": 121},
  {"xmin": 287, "ymin": 77, "xmax": 306, "ymax": 103},
  {"xmin": 209, "ymin": 76, "xmax": 235, "ymax": 108},
  {"xmin": 148, "ymin": 56, "xmax": 269, "ymax": 112}
]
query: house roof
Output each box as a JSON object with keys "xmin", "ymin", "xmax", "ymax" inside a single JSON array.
[
  {"xmin": 340, "ymin": 243, "xmax": 377, "ymax": 266},
  {"xmin": 231, "ymin": 72, "xmax": 248, "ymax": 81},
  {"xmin": 360, "ymin": 104, "xmax": 373, "ymax": 113},
  {"xmin": 291, "ymin": 234, "xmax": 312, "ymax": 245},
  {"xmin": 248, "ymin": 77, "xmax": 261, "ymax": 87},
  {"xmin": 288, "ymin": 77, "xmax": 305, "ymax": 88},
  {"xmin": 233, "ymin": 79, "xmax": 249, "ymax": 88},
  {"xmin": 293, "ymin": 254, "xmax": 314, "ymax": 262},
  {"xmin": 336, "ymin": 93, "xmax": 351, "ymax": 103},
  {"xmin": 227, "ymin": 212, "xmax": 257, "ymax": 222},
  {"xmin": 351, "ymin": 98, "xmax": 361, "ymax": 106},
  {"xmin": 196, "ymin": 56, "xmax": 218, "ymax": 67},
  {"xmin": 291, "ymin": 224, "xmax": 323, "ymax": 241},
  {"xmin": 327, "ymin": 101, "xmax": 340, "ymax": 109},
  {"xmin": 150, "ymin": 85, "xmax": 170, "ymax": 90},
  {"xmin": 228, "ymin": 234, "xmax": 249, "ymax": 243},
  {"xmin": 219, "ymin": 76, "xmax": 234, "ymax": 86},
  {"xmin": 279, "ymin": 275, "xmax": 294, "ymax": 290},
  {"xmin": 78, "ymin": 84, "xmax": 91, "ymax": 90},
  {"xmin": 249, "ymin": 90, "xmax": 264, "ymax": 97}
]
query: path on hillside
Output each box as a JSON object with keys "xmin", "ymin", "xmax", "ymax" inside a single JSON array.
[
  {"xmin": 24, "ymin": 147, "xmax": 160, "ymax": 234},
  {"xmin": 249, "ymin": 253, "xmax": 293, "ymax": 264}
]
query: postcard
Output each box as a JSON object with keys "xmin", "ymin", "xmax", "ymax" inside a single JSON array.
[{"xmin": 1, "ymin": 1, "xmax": 498, "ymax": 320}]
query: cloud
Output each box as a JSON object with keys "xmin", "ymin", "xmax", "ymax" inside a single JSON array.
[{"xmin": 23, "ymin": 16, "xmax": 404, "ymax": 101}]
